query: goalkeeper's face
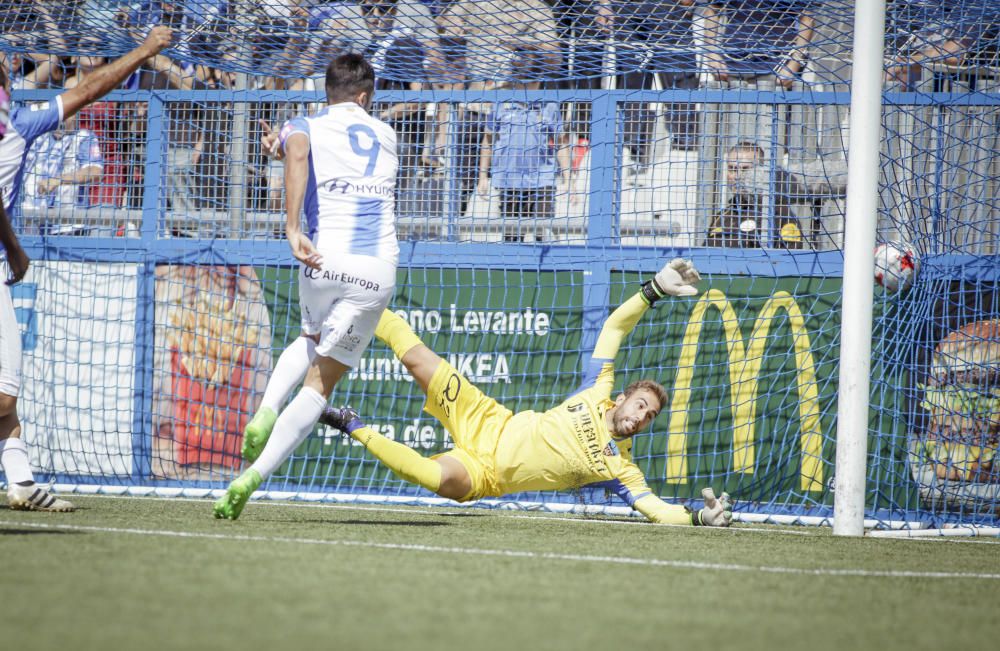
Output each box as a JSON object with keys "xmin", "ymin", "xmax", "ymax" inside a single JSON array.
[{"xmin": 610, "ymin": 388, "xmax": 662, "ymax": 438}]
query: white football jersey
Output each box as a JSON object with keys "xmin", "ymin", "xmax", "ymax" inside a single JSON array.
[
  {"xmin": 0, "ymin": 96, "xmax": 64, "ymax": 213},
  {"xmin": 279, "ymin": 102, "xmax": 399, "ymax": 265}
]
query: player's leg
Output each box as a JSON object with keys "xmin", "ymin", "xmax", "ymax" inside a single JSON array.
[
  {"xmin": 217, "ymin": 258, "xmax": 394, "ymax": 519},
  {"xmin": 350, "ymin": 307, "xmax": 454, "ymax": 497},
  {"xmin": 242, "ymin": 333, "xmax": 318, "ymax": 462},
  {"xmin": 0, "ymin": 284, "xmax": 72, "ymax": 511},
  {"xmin": 322, "ymin": 333, "xmax": 509, "ymax": 503},
  {"xmin": 378, "ymin": 307, "xmax": 511, "ymax": 447},
  {"xmin": 215, "ymin": 353, "xmax": 349, "ymax": 520},
  {"xmin": 244, "ymin": 268, "xmax": 328, "ymax": 462},
  {"xmin": 319, "ymin": 405, "xmax": 471, "ymax": 501},
  {"xmin": 375, "ymin": 308, "xmax": 443, "ymax": 392}
]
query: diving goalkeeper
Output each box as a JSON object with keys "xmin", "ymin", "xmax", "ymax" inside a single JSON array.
[{"xmin": 320, "ymin": 259, "xmax": 732, "ymax": 526}]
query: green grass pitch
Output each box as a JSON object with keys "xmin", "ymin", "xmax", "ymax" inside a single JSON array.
[{"xmin": 2, "ymin": 495, "xmax": 996, "ymax": 651}]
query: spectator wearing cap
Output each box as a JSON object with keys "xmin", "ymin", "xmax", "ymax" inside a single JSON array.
[{"xmin": 360, "ymin": 0, "xmax": 443, "ymax": 76}]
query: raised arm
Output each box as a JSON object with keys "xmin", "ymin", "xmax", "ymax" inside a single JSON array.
[
  {"xmin": 591, "ymin": 258, "xmax": 701, "ymax": 360},
  {"xmin": 700, "ymin": 4, "xmax": 729, "ymax": 82},
  {"xmin": 775, "ymin": 12, "xmax": 816, "ymax": 89},
  {"xmin": 146, "ymin": 54, "xmax": 197, "ymax": 91},
  {"xmin": 614, "ymin": 459, "xmax": 732, "ymax": 526},
  {"xmin": 635, "ymin": 488, "xmax": 732, "ymax": 526},
  {"xmin": 59, "ymin": 26, "xmax": 173, "ymax": 120}
]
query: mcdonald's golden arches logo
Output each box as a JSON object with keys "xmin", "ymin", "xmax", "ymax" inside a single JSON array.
[{"xmin": 666, "ymin": 289, "xmax": 825, "ymax": 492}]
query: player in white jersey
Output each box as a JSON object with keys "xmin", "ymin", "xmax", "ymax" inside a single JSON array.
[
  {"xmin": 0, "ymin": 27, "xmax": 173, "ymax": 511},
  {"xmin": 214, "ymin": 53, "xmax": 400, "ymax": 520}
]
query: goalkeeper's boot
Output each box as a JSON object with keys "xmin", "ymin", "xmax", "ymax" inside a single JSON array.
[
  {"xmin": 318, "ymin": 406, "xmax": 363, "ymax": 434},
  {"xmin": 213, "ymin": 469, "xmax": 263, "ymax": 520},
  {"xmin": 242, "ymin": 407, "xmax": 277, "ymax": 463},
  {"xmin": 7, "ymin": 482, "xmax": 75, "ymax": 512}
]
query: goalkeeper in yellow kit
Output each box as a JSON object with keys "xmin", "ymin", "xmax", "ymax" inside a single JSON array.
[{"xmin": 320, "ymin": 259, "xmax": 733, "ymax": 526}]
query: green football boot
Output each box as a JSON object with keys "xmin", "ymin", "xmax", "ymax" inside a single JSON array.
[
  {"xmin": 242, "ymin": 407, "xmax": 277, "ymax": 463},
  {"xmin": 213, "ymin": 469, "xmax": 263, "ymax": 520}
]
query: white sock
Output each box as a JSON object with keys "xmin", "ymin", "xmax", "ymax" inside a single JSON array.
[
  {"xmin": 0, "ymin": 438, "xmax": 34, "ymax": 485},
  {"xmin": 259, "ymin": 337, "xmax": 317, "ymax": 413},
  {"xmin": 250, "ymin": 387, "xmax": 327, "ymax": 479}
]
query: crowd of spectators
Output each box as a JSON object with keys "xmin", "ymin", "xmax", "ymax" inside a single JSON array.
[{"xmin": 2, "ymin": 0, "xmax": 996, "ymax": 245}]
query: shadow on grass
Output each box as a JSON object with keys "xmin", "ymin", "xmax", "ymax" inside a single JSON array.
[
  {"xmin": 0, "ymin": 528, "xmax": 83, "ymax": 536},
  {"xmin": 258, "ymin": 518, "xmax": 454, "ymax": 527},
  {"xmin": 1, "ymin": 505, "xmax": 87, "ymax": 512}
]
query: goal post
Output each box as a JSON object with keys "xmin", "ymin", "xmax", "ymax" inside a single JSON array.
[{"xmin": 833, "ymin": 0, "xmax": 888, "ymax": 537}]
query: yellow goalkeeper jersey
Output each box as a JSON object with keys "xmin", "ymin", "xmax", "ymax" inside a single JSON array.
[
  {"xmin": 427, "ymin": 292, "xmax": 692, "ymax": 524},
  {"xmin": 493, "ymin": 361, "xmax": 657, "ymax": 505}
]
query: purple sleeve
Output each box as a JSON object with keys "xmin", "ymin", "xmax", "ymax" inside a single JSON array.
[
  {"xmin": 279, "ymin": 116, "xmax": 310, "ymax": 153},
  {"xmin": 10, "ymin": 97, "xmax": 63, "ymax": 144},
  {"xmin": 572, "ymin": 356, "xmax": 612, "ymax": 395}
]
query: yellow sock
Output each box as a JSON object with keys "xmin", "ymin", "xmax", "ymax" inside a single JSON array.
[
  {"xmin": 375, "ymin": 310, "xmax": 424, "ymax": 360},
  {"xmin": 352, "ymin": 426, "xmax": 442, "ymax": 493}
]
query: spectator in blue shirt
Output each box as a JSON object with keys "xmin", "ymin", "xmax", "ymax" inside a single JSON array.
[{"xmin": 476, "ymin": 56, "xmax": 570, "ymax": 241}]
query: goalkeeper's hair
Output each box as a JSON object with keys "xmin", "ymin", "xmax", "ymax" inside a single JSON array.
[
  {"xmin": 624, "ymin": 379, "xmax": 668, "ymax": 408},
  {"xmin": 325, "ymin": 53, "xmax": 375, "ymax": 105}
]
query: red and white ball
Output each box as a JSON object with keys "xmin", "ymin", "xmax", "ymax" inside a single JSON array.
[{"xmin": 874, "ymin": 241, "xmax": 920, "ymax": 293}]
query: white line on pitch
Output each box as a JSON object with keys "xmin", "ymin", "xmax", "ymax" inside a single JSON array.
[
  {"xmin": 903, "ymin": 536, "xmax": 1000, "ymax": 546},
  {"xmin": 2, "ymin": 519, "xmax": 996, "ymax": 580},
  {"xmin": 62, "ymin": 493, "xmax": 813, "ymax": 535}
]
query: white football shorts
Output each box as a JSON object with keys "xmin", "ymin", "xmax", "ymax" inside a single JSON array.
[
  {"xmin": 298, "ymin": 253, "xmax": 395, "ymax": 367},
  {"xmin": 0, "ymin": 280, "xmax": 22, "ymax": 397}
]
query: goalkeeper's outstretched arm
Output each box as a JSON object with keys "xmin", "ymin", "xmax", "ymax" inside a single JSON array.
[
  {"xmin": 635, "ymin": 489, "xmax": 733, "ymax": 527},
  {"xmin": 591, "ymin": 259, "xmax": 701, "ymax": 360}
]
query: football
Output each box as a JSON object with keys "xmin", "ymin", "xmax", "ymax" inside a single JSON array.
[{"xmin": 874, "ymin": 240, "xmax": 920, "ymax": 293}]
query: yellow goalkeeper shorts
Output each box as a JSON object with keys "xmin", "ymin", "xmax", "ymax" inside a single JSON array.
[{"xmin": 424, "ymin": 360, "xmax": 511, "ymax": 500}]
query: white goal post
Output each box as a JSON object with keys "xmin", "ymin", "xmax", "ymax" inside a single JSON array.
[{"xmin": 833, "ymin": 0, "xmax": 889, "ymax": 536}]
